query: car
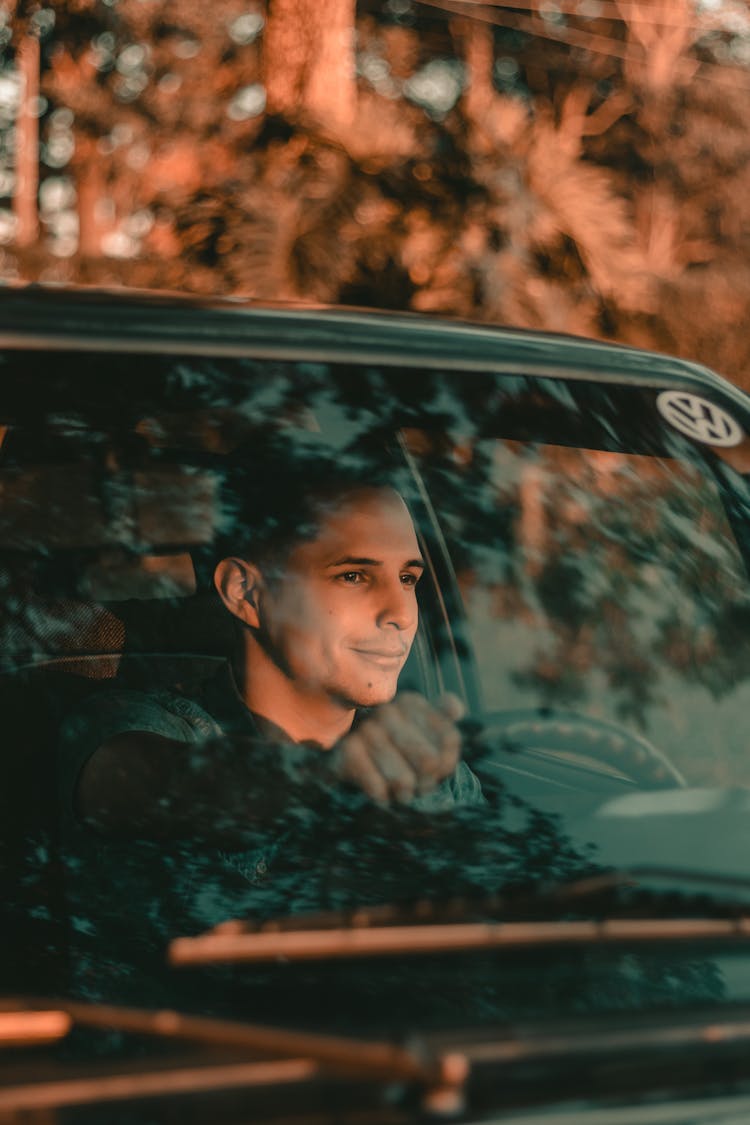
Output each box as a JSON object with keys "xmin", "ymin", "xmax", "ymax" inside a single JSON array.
[{"xmin": 5, "ymin": 284, "xmax": 750, "ymax": 1123}]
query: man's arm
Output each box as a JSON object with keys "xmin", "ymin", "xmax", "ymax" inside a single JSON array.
[
  {"xmin": 73, "ymin": 692, "xmax": 469, "ymax": 843},
  {"xmin": 75, "ymin": 729, "xmax": 339, "ymax": 843}
]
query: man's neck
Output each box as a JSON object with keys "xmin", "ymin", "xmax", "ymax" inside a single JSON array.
[{"xmin": 236, "ymin": 638, "xmax": 355, "ymax": 749}]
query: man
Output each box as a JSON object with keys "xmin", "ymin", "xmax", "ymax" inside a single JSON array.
[
  {"xmin": 54, "ymin": 453, "xmax": 483, "ymax": 1006},
  {"xmin": 62, "ymin": 453, "xmax": 484, "ymax": 850}
]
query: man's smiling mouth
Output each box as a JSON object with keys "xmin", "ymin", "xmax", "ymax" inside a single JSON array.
[{"xmin": 352, "ymin": 647, "xmax": 407, "ymax": 665}]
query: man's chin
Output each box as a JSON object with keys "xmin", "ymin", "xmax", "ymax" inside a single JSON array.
[
  {"xmin": 343, "ymin": 677, "xmax": 400, "ymax": 709},
  {"xmin": 359, "ymin": 689, "xmax": 398, "ymax": 708}
]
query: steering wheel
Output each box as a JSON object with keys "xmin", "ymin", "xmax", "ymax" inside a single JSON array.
[{"xmin": 465, "ymin": 708, "xmax": 687, "ymax": 790}]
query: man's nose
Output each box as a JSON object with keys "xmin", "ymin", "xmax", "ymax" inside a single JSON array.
[{"xmin": 376, "ymin": 581, "xmax": 417, "ymax": 631}]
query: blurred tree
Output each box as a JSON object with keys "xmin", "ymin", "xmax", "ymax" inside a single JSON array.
[
  {"xmin": 12, "ymin": 29, "xmax": 38, "ymax": 248},
  {"xmin": 3, "ymin": 0, "xmax": 750, "ymax": 386},
  {"xmin": 264, "ymin": 0, "xmax": 356, "ymax": 129}
]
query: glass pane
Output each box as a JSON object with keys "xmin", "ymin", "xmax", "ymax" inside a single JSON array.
[
  {"xmin": 5, "ymin": 346, "xmax": 750, "ymax": 1026},
  {"xmin": 412, "ymin": 436, "xmax": 749, "ymax": 786}
]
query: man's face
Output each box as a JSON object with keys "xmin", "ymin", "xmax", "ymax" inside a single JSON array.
[{"xmin": 257, "ymin": 488, "xmax": 423, "ymax": 709}]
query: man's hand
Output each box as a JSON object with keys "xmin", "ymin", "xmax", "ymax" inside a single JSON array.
[{"xmin": 330, "ymin": 692, "xmax": 465, "ymax": 805}]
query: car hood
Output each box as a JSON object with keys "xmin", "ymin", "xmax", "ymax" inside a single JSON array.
[{"xmin": 565, "ymin": 786, "xmax": 750, "ymax": 880}]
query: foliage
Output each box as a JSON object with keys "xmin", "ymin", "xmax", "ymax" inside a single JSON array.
[{"xmin": 1, "ymin": 1, "xmax": 750, "ymax": 383}]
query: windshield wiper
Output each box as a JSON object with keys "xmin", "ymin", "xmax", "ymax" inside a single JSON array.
[
  {"xmin": 526, "ymin": 862, "xmax": 750, "ymax": 919},
  {"xmin": 169, "ymin": 915, "xmax": 750, "ymax": 966},
  {"xmin": 12, "ymin": 998, "xmax": 750, "ymax": 1118},
  {"xmin": 168, "ymin": 865, "xmax": 750, "ymax": 967},
  {"xmin": 0, "ymin": 999, "xmax": 467, "ymax": 1114}
]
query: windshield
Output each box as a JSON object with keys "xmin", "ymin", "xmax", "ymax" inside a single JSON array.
[
  {"xmin": 5, "ymin": 346, "xmax": 750, "ymax": 1040},
  {"xmin": 411, "ymin": 435, "xmax": 750, "ymax": 788}
]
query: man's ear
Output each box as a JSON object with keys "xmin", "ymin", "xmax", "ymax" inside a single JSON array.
[{"xmin": 213, "ymin": 557, "xmax": 264, "ymax": 628}]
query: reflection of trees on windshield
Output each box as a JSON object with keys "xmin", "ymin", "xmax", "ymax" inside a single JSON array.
[
  {"xmin": 257, "ymin": 785, "xmax": 724, "ymax": 1026},
  {"xmin": 505, "ymin": 449, "xmax": 746, "ymax": 713},
  {"xmin": 2, "ymin": 350, "xmax": 739, "ymax": 1024},
  {"xmin": 50, "ymin": 790, "xmax": 726, "ymax": 1029},
  {"xmin": 406, "ymin": 429, "xmax": 750, "ymax": 784}
]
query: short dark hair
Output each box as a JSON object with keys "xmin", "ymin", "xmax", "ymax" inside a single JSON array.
[{"xmin": 194, "ymin": 432, "xmax": 399, "ymax": 586}]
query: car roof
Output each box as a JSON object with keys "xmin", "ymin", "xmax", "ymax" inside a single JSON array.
[{"xmin": 0, "ymin": 282, "xmax": 746, "ymax": 410}]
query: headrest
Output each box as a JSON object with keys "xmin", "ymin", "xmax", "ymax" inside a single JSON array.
[{"xmin": 1, "ymin": 593, "xmax": 234, "ymax": 676}]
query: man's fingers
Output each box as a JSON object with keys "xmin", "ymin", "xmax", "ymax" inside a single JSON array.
[
  {"xmin": 332, "ymin": 733, "xmax": 390, "ymax": 804},
  {"xmin": 387, "ymin": 690, "xmax": 465, "ymax": 732},
  {"xmin": 437, "ymin": 725, "xmax": 461, "ymax": 777},
  {"xmin": 358, "ymin": 722, "xmax": 420, "ymax": 802},
  {"xmin": 361, "ymin": 693, "xmax": 464, "ymax": 788},
  {"xmin": 405, "ymin": 693, "xmax": 464, "ymax": 776},
  {"xmin": 429, "ymin": 695, "xmax": 464, "ymax": 775},
  {"xmin": 437, "ymin": 693, "xmax": 465, "ymax": 723},
  {"xmin": 366, "ymin": 705, "xmax": 446, "ymax": 782}
]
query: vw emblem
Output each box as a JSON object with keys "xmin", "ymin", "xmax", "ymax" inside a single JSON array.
[{"xmin": 656, "ymin": 391, "xmax": 744, "ymax": 447}]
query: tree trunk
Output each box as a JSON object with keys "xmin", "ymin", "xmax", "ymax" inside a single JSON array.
[
  {"xmin": 13, "ymin": 33, "xmax": 39, "ymax": 250},
  {"xmin": 263, "ymin": 0, "xmax": 356, "ymax": 132},
  {"xmin": 75, "ymin": 135, "xmax": 105, "ymax": 260},
  {"xmin": 456, "ymin": 17, "xmax": 495, "ymax": 129}
]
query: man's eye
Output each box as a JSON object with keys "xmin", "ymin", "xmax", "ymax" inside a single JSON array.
[
  {"xmin": 401, "ymin": 572, "xmax": 420, "ymax": 587},
  {"xmin": 338, "ymin": 571, "xmax": 365, "ymax": 584}
]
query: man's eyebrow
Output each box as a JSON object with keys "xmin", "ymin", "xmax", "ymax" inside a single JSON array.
[{"xmin": 326, "ymin": 556, "xmax": 425, "ymax": 569}]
